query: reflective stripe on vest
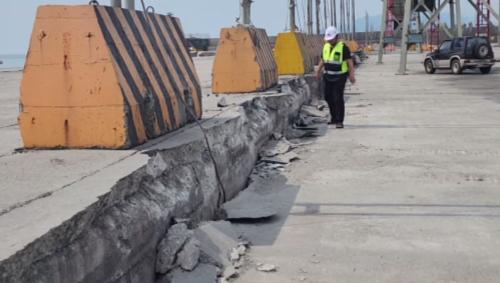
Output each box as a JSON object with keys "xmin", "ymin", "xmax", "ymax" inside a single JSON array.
[{"xmin": 322, "ymin": 42, "xmax": 349, "ymax": 75}]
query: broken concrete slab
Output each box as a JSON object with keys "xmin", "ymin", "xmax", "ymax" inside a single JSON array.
[
  {"xmin": 194, "ymin": 221, "xmax": 241, "ymax": 268},
  {"xmin": 223, "ymin": 265, "xmax": 239, "ymax": 279},
  {"xmin": 156, "ymin": 223, "xmax": 192, "ymax": 274},
  {"xmin": 300, "ymin": 105, "xmax": 329, "ymax": 118},
  {"xmin": 260, "ymin": 151, "xmax": 300, "ymax": 165},
  {"xmin": 169, "ymin": 263, "xmax": 219, "ymax": 283},
  {"xmin": 259, "ymin": 139, "xmax": 292, "ymax": 158},
  {"xmin": 177, "ymin": 238, "xmax": 201, "ymax": 271},
  {"xmin": 287, "ymin": 123, "xmax": 328, "ymax": 139},
  {"xmin": 222, "ymin": 179, "xmax": 279, "ymax": 220},
  {"xmin": 0, "ymin": 76, "xmax": 319, "ymax": 283}
]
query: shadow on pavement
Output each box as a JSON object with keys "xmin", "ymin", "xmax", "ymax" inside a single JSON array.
[{"xmin": 231, "ymin": 174, "xmax": 301, "ymax": 247}]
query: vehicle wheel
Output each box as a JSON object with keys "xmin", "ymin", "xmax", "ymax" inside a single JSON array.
[
  {"xmin": 451, "ymin": 59, "xmax": 462, "ymax": 74},
  {"xmin": 424, "ymin": 59, "xmax": 436, "ymax": 74},
  {"xmin": 475, "ymin": 44, "xmax": 489, "ymax": 59},
  {"xmin": 480, "ymin": 67, "xmax": 492, "ymax": 74}
]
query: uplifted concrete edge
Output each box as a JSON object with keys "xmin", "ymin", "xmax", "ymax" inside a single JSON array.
[{"xmin": 0, "ymin": 76, "xmax": 317, "ymax": 283}]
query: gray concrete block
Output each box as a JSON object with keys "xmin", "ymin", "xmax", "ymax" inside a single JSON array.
[
  {"xmin": 177, "ymin": 238, "xmax": 201, "ymax": 271},
  {"xmin": 156, "ymin": 224, "xmax": 192, "ymax": 274},
  {"xmin": 170, "ymin": 264, "xmax": 219, "ymax": 283}
]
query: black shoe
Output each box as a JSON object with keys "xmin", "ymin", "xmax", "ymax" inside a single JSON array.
[
  {"xmin": 335, "ymin": 123, "xmax": 344, "ymax": 129},
  {"xmin": 327, "ymin": 121, "xmax": 335, "ymax": 125}
]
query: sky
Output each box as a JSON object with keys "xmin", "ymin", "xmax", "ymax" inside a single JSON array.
[{"xmin": 0, "ymin": 0, "xmax": 497, "ymax": 55}]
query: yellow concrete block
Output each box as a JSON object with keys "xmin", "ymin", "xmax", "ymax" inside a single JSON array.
[{"xmin": 274, "ymin": 32, "xmax": 313, "ymax": 75}]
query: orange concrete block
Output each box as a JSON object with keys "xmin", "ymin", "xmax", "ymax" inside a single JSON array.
[
  {"xmin": 347, "ymin": 40, "xmax": 360, "ymax": 52},
  {"xmin": 19, "ymin": 5, "xmax": 202, "ymax": 149},
  {"xmin": 212, "ymin": 26, "xmax": 278, "ymax": 94}
]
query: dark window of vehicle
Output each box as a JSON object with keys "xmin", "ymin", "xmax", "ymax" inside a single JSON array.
[
  {"xmin": 454, "ymin": 38, "xmax": 464, "ymax": 49},
  {"xmin": 439, "ymin": 41, "xmax": 452, "ymax": 52}
]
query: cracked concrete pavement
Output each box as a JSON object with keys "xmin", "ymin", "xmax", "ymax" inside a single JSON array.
[
  {"xmin": 2, "ymin": 47, "xmax": 500, "ymax": 282},
  {"xmin": 0, "ymin": 56, "xmax": 275, "ymax": 262},
  {"xmin": 234, "ymin": 51, "xmax": 500, "ymax": 283}
]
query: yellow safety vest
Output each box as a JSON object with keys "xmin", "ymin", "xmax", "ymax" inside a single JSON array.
[{"xmin": 322, "ymin": 42, "xmax": 349, "ymax": 75}]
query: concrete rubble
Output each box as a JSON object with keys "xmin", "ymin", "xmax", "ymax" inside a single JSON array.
[
  {"xmin": 156, "ymin": 221, "xmax": 250, "ymax": 283},
  {"xmin": 168, "ymin": 263, "xmax": 219, "ymax": 283},
  {"xmin": 176, "ymin": 238, "xmax": 201, "ymax": 271},
  {"xmin": 0, "ymin": 76, "xmax": 320, "ymax": 282},
  {"xmin": 222, "ymin": 134, "xmax": 312, "ymax": 221},
  {"xmin": 217, "ymin": 97, "xmax": 229, "ymax": 108},
  {"xmin": 256, "ymin": 264, "xmax": 278, "ymax": 272},
  {"xmin": 285, "ymin": 104, "xmax": 329, "ymax": 139},
  {"xmin": 156, "ymin": 223, "xmax": 193, "ymax": 274}
]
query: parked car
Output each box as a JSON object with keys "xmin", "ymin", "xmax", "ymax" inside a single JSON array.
[
  {"xmin": 424, "ymin": 36, "xmax": 496, "ymax": 74},
  {"xmin": 186, "ymin": 37, "xmax": 210, "ymax": 52}
]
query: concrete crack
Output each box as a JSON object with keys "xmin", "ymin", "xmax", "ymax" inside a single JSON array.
[
  {"xmin": 0, "ymin": 123, "xmax": 17, "ymax": 129},
  {"xmin": 0, "ymin": 152, "xmax": 139, "ymax": 217}
]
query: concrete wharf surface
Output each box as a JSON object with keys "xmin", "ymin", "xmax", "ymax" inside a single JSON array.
[
  {"xmin": 0, "ymin": 56, "xmax": 268, "ymax": 262},
  {"xmin": 2, "ymin": 48, "xmax": 500, "ymax": 282},
  {"xmin": 235, "ymin": 51, "xmax": 500, "ymax": 283}
]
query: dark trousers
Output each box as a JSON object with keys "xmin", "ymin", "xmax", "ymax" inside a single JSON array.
[{"xmin": 324, "ymin": 75, "xmax": 347, "ymax": 124}]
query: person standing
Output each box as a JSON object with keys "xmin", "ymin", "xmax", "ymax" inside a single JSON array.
[{"xmin": 316, "ymin": 26, "xmax": 356, "ymax": 128}]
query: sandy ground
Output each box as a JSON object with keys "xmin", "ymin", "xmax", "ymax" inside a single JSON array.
[{"xmin": 234, "ymin": 51, "xmax": 500, "ymax": 283}]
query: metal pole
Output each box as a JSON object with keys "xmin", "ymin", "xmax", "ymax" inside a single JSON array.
[
  {"xmin": 480, "ymin": 0, "xmax": 500, "ymax": 23},
  {"xmin": 398, "ymin": 0, "xmax": 413, "ymax": 75},
  {"xmin": 308, "ymin": 0, "xmax": 313, "ymax": 34},
  {"xmin": 124, "ymin": 0, "xmax": 134, "ymax": 10},
  {"xmin": 352, "ymin": 0, "xmax": 356, "ymax": 40},
  {"xmin": 241, "ymin": 0, "xmax": 252, "ymax": 25},
  {"xmin": 340, "ymin": 0, "xmax": 344, "ymax": 34},
  {"xmin": 330, "ymin": 0, "xmax": 335, "ymax": 26},
  {"xmin": 333, "ymin": 0, "xmax": 337, "ymax": 26},
  {"xmin": 346, "ymin": 0, "xmax": 350, "ymax": 40},
  {"xmin": 377, "ymin": 0, "xmax": 388, "ymax": 64},
  {"xmin": 110, "ymin": 0, "xmax": 122, "ymax": 7},
  {"xmin": 449, "ymin": 0, "xmax": 456, "ymax": 34},
  {"xmin": 456, "ymin": 0, "xmax": 463, "ymax": 36},
  {"xmin": 316, "ymin": 0, "xmax": 321, "ymax": 34},
  {"xmin": 365, "ymin": 11, "xmax": 369, "ymax": 46},
  {"xmin": 324, "ymin": 0, "xmax": 328, "ymax": 31},
  {"xmin": 290, "ymin": 0, "xmax": 297, "ymax": 31},
  {"xmin": 417, "ymin": 12, "xmax": 423, "ymax": 52}
]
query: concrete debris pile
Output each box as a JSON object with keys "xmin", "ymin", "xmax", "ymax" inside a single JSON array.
[
  {"xmin": 287, "ymin": 103, "xmax": 329, "ymax": 139},
  {"xmin": 156, "ymin": 221, "xmax": 250, "ymax": 283},
  {"xmin": 0, "ymin": 77, "xmax": 319, "ymax": 283},
  {"xmin": 220, "ymin": 114, "xmax": 323, "ymax": 222},
  {"xmin": 259, "ymin": 137, "xmax": 300, "ymax": 165}
]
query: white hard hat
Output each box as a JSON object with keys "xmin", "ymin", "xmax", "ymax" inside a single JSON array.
[{"xmin": 324, "ymin": 26, "xmax": 338, "ymax": 41}]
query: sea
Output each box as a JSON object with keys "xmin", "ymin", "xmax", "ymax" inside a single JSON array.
[{"xmin": 0, "ymin": 54, "xmax": 25, "ymax": 71}]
